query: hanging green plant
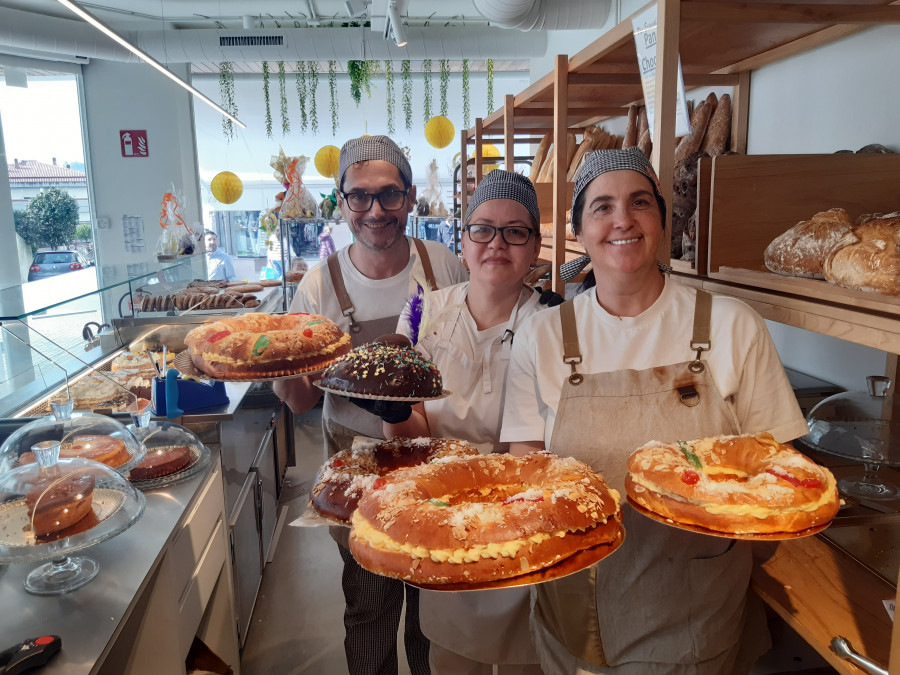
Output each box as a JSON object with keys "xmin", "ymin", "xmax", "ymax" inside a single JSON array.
[
  {"xmin": 422, "ymin": 59, "xmax": 433, "ymax": 123},
  {"xmin": 462, "ymin": 59, "xmax": 470, "ymax": 129},
  {"xmin": 262, "ymin": 61, "xmax": 273, "ymax": 138},
  {"xmin": 308, "ymin": 61, "xmax": 320, "ymax": 135},
  {"xmin": 440, "ymin": 59, "xmax": 450, "ymax": 117},
  {"xmin": 218, "ymin": 61, "xmax": 237, "ymax": 142},
  {"xmin": 486, "ymin": 58, "xmax": 495, "ymax": 115},
  {"xmin": 348, "ymin": 60, "xmax": 378, "ymax": 107},
  {"xmin": 329, "ymin": 60, "xmax": 339, "ymax": 136},
  {"xmin": 278, "ymin": 61, "xmax": 290, "ymax": 136},
  {"xmin": 296, "ymin": 61, "xmax": 308, "ymax": 133},
  {"xmin": 385, "ymin": 60, "xmax": 395, "ymax": 136},
  {"xmin": 401, "ymin": 60, "xmax": 413, "ymax": 133}
]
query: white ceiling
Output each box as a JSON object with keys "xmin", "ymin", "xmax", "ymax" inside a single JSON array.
[{"xmin": 0, "ymin": 0, "xmax": 484, "ymax": 32}]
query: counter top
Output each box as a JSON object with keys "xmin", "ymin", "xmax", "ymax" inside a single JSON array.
[{"xmin": 0, "ymin": 454, "xmax": 217, "ymax": 673}]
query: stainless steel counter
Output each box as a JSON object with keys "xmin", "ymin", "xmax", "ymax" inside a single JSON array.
[{"xmin": 0, "ymin": 454, "xmax": 218, "ymax": 673}]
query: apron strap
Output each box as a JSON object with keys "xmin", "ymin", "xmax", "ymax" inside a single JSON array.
[
  {"xmin": 689, "ymin": 289, "xmax": 713, "ymax": 374},
  {"xmin": 327, "ymin": 252, "xmax": 360, "ymax": 334},
  {"xmin": 558, "ymin": 300, "xmax": 583, "ymax": 385},
  {"xmin": 412, "ymin": 238, "xmax": 438, "ymax": 290}
]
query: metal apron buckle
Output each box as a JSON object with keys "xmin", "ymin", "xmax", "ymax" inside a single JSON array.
[
  {"xmin": 688, "ymin": 341, "xmax": 709, "ymax": 373},
  {"xmin": 564, "ymin": 356, "xmax": 583, "ymax": 385},
  {"xmin": 343, "ymin": 308, "xmax": 361, "ymax": 334},
  {"xmin": 677, "ymin": 384, "xmax": 701, "ymax": 407}
]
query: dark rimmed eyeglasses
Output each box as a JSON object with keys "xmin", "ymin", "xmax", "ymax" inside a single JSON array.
[
  {"xmin": 464, "ymin": 224, "xmax": 535, "ymax": 246},
  {"xmin": 338, "ymin": 189, "xmax": 410, "ymax": 213}
]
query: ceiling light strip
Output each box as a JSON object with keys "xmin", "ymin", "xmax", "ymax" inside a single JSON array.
[{"xmin": 55, "ymin": 0, "xmax": 247, "ymax": 129}]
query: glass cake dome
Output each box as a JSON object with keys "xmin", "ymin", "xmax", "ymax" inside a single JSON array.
[
  {"xmin": 803, "ymin": 375, "xmax": 900, "ymax": 499},
  {"xmin": 0, "ymin": 398, "xmax": 146, "ymax": 478},
  {"xmin": 0, "ymin": 439, "xmax": 145, "ymax": 594},
  {"xmin": 124, "ymin": 419, "xmax": 210, "ymax": 490}
]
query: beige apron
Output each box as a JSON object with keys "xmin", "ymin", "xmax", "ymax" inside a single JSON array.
[
  {"xmin": 419, "ymin": 285, "xmax": 540, "ymax": 665},
  {"xmin": 534, "ymin": 290, "xmax": 764, "ymax": 673},
  {"xmin": 322, "ymin": 239, "xmax": 437, "ymax": 547}
]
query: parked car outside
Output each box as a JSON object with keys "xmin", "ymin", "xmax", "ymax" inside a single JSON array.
[{"xmin": 27, "ymin": 250, "xmax": 85, "ymax": 282}]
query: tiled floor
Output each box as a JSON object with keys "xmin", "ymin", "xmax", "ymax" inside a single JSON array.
[{"xmin": 240, "ymin": 407, "xmax": 836, "ymax": 675}]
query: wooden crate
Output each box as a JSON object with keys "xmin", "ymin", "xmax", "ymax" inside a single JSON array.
[{"xmin": 706, "ymin": 153, "xmax": 900, "ymax": 317}]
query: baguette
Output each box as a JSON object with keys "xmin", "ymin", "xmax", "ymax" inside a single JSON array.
[
  {"xmin": 700, "ymin": 93, "xmax": 731, "ymax": 157},
  {"xmin": 567, "ymin": 137, "xmax": 595, "ymax": 181},
  {"xmin": 637, "ymin": 107, "xmax": 649, "ymax": 144},
  {"xmin": 623, "ymin": 106, "xmax": 639, "ymax": 148},
  {"xmin": 529, "ymin": 133, "xmax": 552, "ymax": 182},
  {"xmin": 565, "ymin": 133, "xmax": 577, "ymax": 169},
  {"xmin": 675, "ymin": 93, "xmax": 717, "ymax": 163},
  {"xmin": 536, "ymin": 144, "xmax": 555, "ymax": 183},
  {"xmin": 637, "ymin": 129, "xmax": 652, "ymax": 158}
]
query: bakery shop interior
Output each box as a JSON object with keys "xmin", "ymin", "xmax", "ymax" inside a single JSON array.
[{"xmin": 0, "ymin": 0, "xmax": 899, "ymax": 673}]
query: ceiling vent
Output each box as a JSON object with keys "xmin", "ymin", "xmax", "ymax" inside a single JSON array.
[{"xmin": 219, "ymin": 36, "xmax": 284, "ymax": 48}]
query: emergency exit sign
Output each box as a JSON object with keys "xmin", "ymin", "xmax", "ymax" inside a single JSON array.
[{"xmin": 120, "ymin": 130, "xmax": 149, "ymax": 158}]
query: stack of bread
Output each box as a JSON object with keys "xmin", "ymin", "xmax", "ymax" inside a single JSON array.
[
  {"xmin": 764, "ymin": 209, "xmax": 900, "ymax": 296},
  {"xmin": 529, "ymin": 126, "xmax": 623, "ymax": 187},
  {"xmin": 135, "ymin": 278, "xmax": 282, "ymax": 314}
]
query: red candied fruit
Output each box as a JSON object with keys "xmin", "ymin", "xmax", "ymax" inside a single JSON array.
[
  {"xmin": 502, "ymin": 495, "xmax": 544, "ymax": 505},
  {"xmin": 766, "ymin": 468, "xmax": 821, "ymax": 489},
  {"xmin": 681, "ymin": 469, "xmax": 700, "ymax": 485},
  {"xmin": 208, "ymin": 330, "xmax": 230, "ymax": 343},
  {"xmin": 373, "ymin": 477, "xmax": 387, "ymax": 489},
  {"xmin": 330, "ymin": 459, "xmax": 344, "ymax": 468},
  {"xmin": 289, "ymin": 312, "xmax": 310, "ymax": 316},
  {"xmin": 303, "ymin": 328, "xmax": 313, "ymax": 338}
]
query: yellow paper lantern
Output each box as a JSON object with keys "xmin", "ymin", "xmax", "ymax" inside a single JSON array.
[
  {"xmin": 483, "ymin": 144, "xmax": 501, "ymax": 174},
  {"xmin": 210, "ymin": 171, "xmax": 243, "ymax": 204},
  {"xmin": 424, "ymin": 115, "xmax": 455, "ymax": 149},
  {"xmin": 314, "ymin": 145, "xmax": 341, "ymax": 179}
]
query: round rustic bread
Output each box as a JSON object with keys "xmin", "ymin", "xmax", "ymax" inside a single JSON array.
[
  {"xmin": 764, "ymin": 208, "xmax": 854, "ymax": 279},
  {"xmin": 823, "ymin": 212, "xmax": 900, "ymax": 296}
]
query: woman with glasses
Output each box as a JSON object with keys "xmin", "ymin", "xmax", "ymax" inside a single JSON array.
[
  {"xmin": 380, "ymin": 170, "xmax": 548, "ymax": 675},
  {"xmin": 500, "ymin": 148, "xmax": 808, "ymax": 674}
]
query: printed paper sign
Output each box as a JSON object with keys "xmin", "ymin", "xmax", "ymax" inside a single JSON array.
[
  {"xmin": 885, "ymin": 598, "xmax": 895, "ymax": 622},
  {"xmin": 632, "ymin": 5, "xmax": 690, "ymax": 141},
  {"xmin": 120, "ymin": 130, "xmax": 149, "ymax": 158}
]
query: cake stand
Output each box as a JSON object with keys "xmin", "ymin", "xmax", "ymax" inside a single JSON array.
[
  {"xmin": 125, "ymin": 419, "xmax": 210, "ymax": 490},
  {"xmin": 803, "ymin": 375, "xmax": 900, "ymax": 500},
  {"xmin": 0, "ymin": 398, "xmax": 146, "ymax": 477},
  {"xmin": 0, "ymin": 439, "xmax": 145, "ymax": 595}
]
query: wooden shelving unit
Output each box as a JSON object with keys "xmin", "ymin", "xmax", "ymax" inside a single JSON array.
[{"xmin": 461, "ymin": 1, "xmax": 900, "ymax": 671}]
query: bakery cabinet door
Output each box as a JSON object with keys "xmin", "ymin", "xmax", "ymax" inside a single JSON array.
[
  {"xmin": 252, "ymin": 428, "xmax": 278, "ymax": 564},
  {"xmin": 228, "ymin": 473, "xmax": 264, "ymax": 647}
]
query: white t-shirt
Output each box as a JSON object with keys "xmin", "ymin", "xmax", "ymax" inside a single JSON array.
[
  {"xmin": 206, "ymin": 249, "xmax": 236, "ymax": 281},
  {"xmin": 399, "ymin": 283, "xmax": 544, "ymax": 454},
  {"xmin": 501, "ymin": 278, "xmax": 809, "ymax": 447},
  {"xmin": 289, "ymin": 237, "xmax": 468, "ymax": 334}
]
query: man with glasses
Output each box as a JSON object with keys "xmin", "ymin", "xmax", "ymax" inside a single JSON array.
[{"xmin": 274, "ymin": 135, "xmax": 467, "ymax": 675}]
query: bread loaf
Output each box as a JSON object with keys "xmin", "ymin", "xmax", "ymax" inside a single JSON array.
[
  {"xmin": 764, "ymin": 208, "xmax": 855, "ymax": 279},
  {"xmin": 823, "ymin": 212, "xmax": 900, "ymax": 295},
  {"xmin": 623, "ymin": 106, "xmax": 639, "ymax": 148},
  {"xmin": 700, "ymin": 93, "xmax": 731, "ymax": 157},
  {"xmin": 675, "ymin": 93, "xmax": 717, "ymax": 163},
  {"xmin": 536, "ymin": 144, "xmax": 555, "ymax": 183},
  {"xmin": 529, "ymin": 133, "xmax": 552, "ymax": 182}
]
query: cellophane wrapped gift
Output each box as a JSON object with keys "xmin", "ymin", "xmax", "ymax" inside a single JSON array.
[
  {"xmin": 271, "ymin": 149, "xmax": 318, "ymax": 218},
  {"xmin": 421, "ymin": 159, "xmax": 449, "ymax": 218},
  {"xmin": 154, "ymin": 190, "xmax": 198, "ymax": 258}
]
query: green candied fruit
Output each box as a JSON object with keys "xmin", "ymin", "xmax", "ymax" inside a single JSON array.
[
  {"xmin": 677, "ymin": 440, "xmax": 702, "ymax": 469},
  {"xmin": 252, "ymin": 334, "xmax": 271, "ymax": 356},
  {"xmin": 427, "ymin": 498, "xmax": 450, "ymax": 507}
]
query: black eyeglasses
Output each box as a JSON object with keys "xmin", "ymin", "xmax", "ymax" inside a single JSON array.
[
  {"xmin": 464, "ymin": 224, "xmax": 535, "ymax": 246},
  {"xmin": 338, "ymin": 189, "xmax": 410, "ymax": 213}
]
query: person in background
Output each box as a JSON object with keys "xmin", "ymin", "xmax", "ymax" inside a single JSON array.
[
  {"xmin": 273, "ymin": 134, "xmax": 468, "ymax": 675},
  {"xmin": 204, "ymin": 230, "xmax": 236, "ymax": 281},
  {"xmin": 266, "ymin": 220, "xmax": 284, "ymax": 279},
  {"xmin": 380, "ymin": 170, "xmax": 549, "ymax": 674},
  {"xmin": 501, "ymin": 147, "xmax": 809, "ymax": 674}
]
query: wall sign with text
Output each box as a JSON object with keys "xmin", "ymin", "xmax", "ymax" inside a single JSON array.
[{"xmin": 120, "ymin": 130, "xmax": 149, "ymax": 158}]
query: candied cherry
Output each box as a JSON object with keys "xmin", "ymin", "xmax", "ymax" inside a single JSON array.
[{"xmin": 681, "ymin": 469, "xmax": 700, "ymax": 485}]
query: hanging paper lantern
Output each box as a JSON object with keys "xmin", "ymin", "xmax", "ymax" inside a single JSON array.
[
  {"xmin": 424, "ymin": 115, "xmax": 455, "ymax": 149},
  {"xmin": 483, "ymin": 144, "xmax": 501, "ymax": 174},
  {"xmin": 210, "ymin": 171, "xmax": 243, "ymax": 204},
  {"xmin": 314, "ymin": 145, "xmax": 341, "ymax": 179}
]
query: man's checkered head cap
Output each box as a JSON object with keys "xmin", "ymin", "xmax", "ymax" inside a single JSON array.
[{"xmin": 338, "ymin": 135, "xmax": 412, "ymax": 189}]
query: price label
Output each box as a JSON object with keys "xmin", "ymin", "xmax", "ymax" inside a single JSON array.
[
  {"xmin": 884, "ymin": 598, "xmax": 895, "ymax": 621},
  {"xmin": 632, "ymin": 4, "xmax": 690, "ymax": 141}
]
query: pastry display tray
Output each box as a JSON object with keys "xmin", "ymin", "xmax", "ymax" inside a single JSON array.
[
  {"xmin": 627, "ymin": 497, "xmax": 831, "ymax": 541},
  {"xmin": 400, "ymin": 528, "xmax": 624, "ymax": 592}
]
